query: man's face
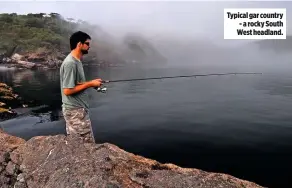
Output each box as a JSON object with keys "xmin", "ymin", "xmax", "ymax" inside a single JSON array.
[{"xmin": 80, "ymin": 39, "xmax": 90, "ymax": 55}]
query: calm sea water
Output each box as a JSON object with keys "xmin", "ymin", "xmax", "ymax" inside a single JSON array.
[{"xmin": 1, "ymin": 64, "xmax": 292, "ymax": 188}]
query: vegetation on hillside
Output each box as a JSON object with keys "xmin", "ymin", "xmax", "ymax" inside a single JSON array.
[
  {"xmin": 0, "ymin": 12, "xmax": 167, "ymax": 66},
  {"xmin": 0, "ymin": 13, "xmax": 77, "ymax": 57}
]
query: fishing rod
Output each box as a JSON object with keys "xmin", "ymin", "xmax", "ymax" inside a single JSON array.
[{"xmin": 95, "ymin": 72, "xmax": 262, "ymax": 93}]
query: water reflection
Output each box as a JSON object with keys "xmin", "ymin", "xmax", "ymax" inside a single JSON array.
[{"xmin": 0, "ymin": 65, "xmax": 167, "ymax": 122}]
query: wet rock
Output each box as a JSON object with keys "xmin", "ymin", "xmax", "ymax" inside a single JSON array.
[{"xmin": 0, "ymin": 108, "xmax": 17, "ymax": 120}]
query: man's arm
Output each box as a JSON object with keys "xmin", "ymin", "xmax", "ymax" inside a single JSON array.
[
  {"xmin": 61, "ymin": 62, "xmax": 93, "ymax": 96},
  {"xmin": 63, "ymin": 81, "xmax": 93, "ymax": 96}
]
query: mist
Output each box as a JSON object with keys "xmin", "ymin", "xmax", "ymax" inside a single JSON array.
[{"xmin": 1, "ymin": 1, "xmax": 292, "ymax": 73}]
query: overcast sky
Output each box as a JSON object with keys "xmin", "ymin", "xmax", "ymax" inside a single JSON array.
[{"xmin": 0, "ymin": 1, "xmax": 291, "ymax": 46}]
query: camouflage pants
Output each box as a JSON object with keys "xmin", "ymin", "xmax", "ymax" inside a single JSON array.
[{"xmin": 62, "ymin": 107, "xmax": 95, "ymax": 143}]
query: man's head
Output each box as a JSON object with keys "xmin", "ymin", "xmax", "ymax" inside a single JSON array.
[{"xmin": 70, "ymin": 31, "xmax": 91, "ymax": 55}]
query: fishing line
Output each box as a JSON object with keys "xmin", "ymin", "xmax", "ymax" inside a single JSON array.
[
  {"xmin": 103, "ymin": 72, "xmax": 262, "ymax": 83},
  {"xmin": 95, "ymin": 72, "xmax": 262, "ymax": 93}
]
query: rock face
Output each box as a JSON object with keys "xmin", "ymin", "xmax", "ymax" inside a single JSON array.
[
  {"xmin": 23, "ymin": 49, "xmax": 64, "ymax": 69},
  {"xmin": 0, "ymin": 49, "xmax": 67, "ymax": 69},
  {"xmin": 0, "ymin": 129, "xmax": 264, "ymax": 188},
  {"xmin": 0, "ymin": 129, "xmax": 26, "ymax": 188}
]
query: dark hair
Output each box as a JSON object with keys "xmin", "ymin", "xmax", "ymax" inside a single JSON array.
[{"xmin": 69, "ymin": 31, "xmax": 91, "ymax": 50}]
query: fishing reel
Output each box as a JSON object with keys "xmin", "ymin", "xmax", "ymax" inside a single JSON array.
[
  {"xmin": 94, "ymin": 80, "xmax": 109, "ymax": 93},
  {"xmin": 95, "ymin": 86, "xmax": 107, "ymax": 93}
]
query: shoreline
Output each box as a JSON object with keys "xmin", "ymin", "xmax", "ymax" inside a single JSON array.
[
  {"xmin": 0, "ymin": 52, "xmax": 126, "ymax": 70},
  {"xmin": 0, "ymin": 82, "xmax": 40, "ymax": 121}
]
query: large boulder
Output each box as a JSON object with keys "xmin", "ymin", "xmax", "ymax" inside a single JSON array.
[{"xmin": 0, "ymin": 129, "xmax": 264, "ymax": 188}]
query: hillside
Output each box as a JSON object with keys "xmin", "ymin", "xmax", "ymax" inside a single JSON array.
[
  {"xmin": 0, "ymin": 13, "xmax": 72, "ymax": 59},
  {"xmin": 121, "ymin": 33, "xmax": 167, "ymax": 65},
  {"xmin": 0, "ymin": 13, "xmax": 167, "ymax": 68}
]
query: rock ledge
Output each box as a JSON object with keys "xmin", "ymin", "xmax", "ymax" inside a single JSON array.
[{"xmin": 0, "ymin": 129, "xmax": 264, "ymax": 188}]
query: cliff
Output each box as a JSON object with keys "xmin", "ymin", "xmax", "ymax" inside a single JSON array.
[{"xmin": 0, "ymin": 129, "xmax": 264, "ymax": 188}]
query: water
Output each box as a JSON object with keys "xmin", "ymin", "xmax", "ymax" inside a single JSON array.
[{"xmin": 1, "ymin": 64, "xmax": 292, "ymax": 188}]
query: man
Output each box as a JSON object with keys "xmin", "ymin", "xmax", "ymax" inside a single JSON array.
[{"xmin": 60, "ymin": 31, "xmax": 102, "ymax": 143}]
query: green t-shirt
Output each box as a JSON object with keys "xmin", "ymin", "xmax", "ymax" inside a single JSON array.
[{"xmin": 60, "ymin": 53, "xmax": 89, "ymax": 110}]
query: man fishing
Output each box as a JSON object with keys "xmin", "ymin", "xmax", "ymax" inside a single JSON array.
[{"xmin": 60, "ymin": 31, "xmax": 102, "ymax": 143}]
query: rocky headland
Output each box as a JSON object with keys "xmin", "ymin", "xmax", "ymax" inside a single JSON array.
[{"xmin": 0, "ymin": 128, "xmax": 264, "ymax": 188}]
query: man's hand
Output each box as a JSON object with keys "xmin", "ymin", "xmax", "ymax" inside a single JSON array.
[
  {"xmin": 90, "ymin": 78, "xmax": 102, "ymax": 87},
  {"xmin": 63, "ymin": 78, "xmax": 103, "ymax": 96}
]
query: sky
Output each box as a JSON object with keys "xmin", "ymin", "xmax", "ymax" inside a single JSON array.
[{"xmin": 0, "ymin": 1, "xmax": 291, "ymax": 47}]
